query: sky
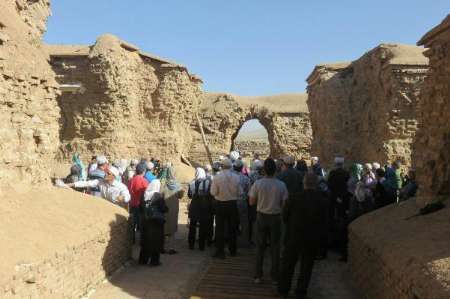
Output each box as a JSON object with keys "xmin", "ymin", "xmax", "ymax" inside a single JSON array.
[{"xmin": 44, "ymin": 1, "xmax": 448, "ymax": 135}]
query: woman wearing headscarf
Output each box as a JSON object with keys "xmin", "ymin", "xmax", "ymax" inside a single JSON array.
[
  {"xmin": 158, "ymin": 162, "xmax": 184, "ymax": 254},
  {"xmin": 140, "ymin": 179, "xmax": 168, "ymax": 266}
]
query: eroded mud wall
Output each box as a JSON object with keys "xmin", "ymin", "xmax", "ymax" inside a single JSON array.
[
  {"xmin": 307, "ymin": 44, "xmax": 428, "ymax": 168},
  {"xmin": 0, "ymin": 0, "xmax": 60, "ymax": 187}
]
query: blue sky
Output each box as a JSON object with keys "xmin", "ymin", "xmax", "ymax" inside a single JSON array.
[
  {"xmin": 44, "ymin": 1, "xmax": 448, "ymax": 135},
  {"xmin": 44, "ymin": 1, "xmax": 448, "ymax": 96}
]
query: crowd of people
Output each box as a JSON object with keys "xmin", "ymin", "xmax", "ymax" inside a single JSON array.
[
  {"xmin": 186, "ymin": 152, "xmax": 418, "ymax": 299},
  {"xmin": 59, "ymin": 151, "xmax": 418, "ymax": 299},
  {"xmin": 60, "ymin": 154, "xmax": 183, "ymax": 266}
]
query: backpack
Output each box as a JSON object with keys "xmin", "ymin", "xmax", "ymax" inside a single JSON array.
[{"xmin": 143, "ymin": 193, "xmax": 166, "ymax": 224}]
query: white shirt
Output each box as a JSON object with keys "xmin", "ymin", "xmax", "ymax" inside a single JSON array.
[
  {"xmin": 210, "ymin": 169, "xmax": 242, "ymax": 202},
  {"xmin": 74, "ymin": 180, "xmax": 130, "ymax": 204}
]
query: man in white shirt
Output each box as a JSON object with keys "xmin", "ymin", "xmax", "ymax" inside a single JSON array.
[
  {"xmin": 249, "ymin": 158, "xmax": 288, "ymax": 284},
  {"xmin": 210, "ymin": 158, "xmax": 242, "ymax": 259},
  {"xmin": 67, "ymin": 167, "xmax": 130, "ymax": 207}
]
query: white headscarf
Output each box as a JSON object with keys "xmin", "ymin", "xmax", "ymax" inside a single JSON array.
[
  {"xmin": 144, "ymin": 179, "xmax": 161, "ymax": 201},
  {"xmin": 230, "ymin": 151, "xmax": 240, "ymax": 161},
  {"xmin": 195, "ymin": 168, "xmax": 206, "ymax": 180}
]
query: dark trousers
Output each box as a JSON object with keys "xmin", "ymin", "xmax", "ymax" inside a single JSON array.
[
  {"xmin": 139, "ymin": 220, "xmax": 164, "ymax": 265},
  {"xmin": 255, "ymin": 213, "xmax": 281, "ymax": 280},
  {"xmin": 189, "ymin": 217, "xmax": 209, "ymax": 250},
  {"xmin": 214, "ymin": 200, "xmax": 238, "ymax": 255},
  {"xmin": 279, "ymin": 243, "xmax": 318, "ymax": 297}
]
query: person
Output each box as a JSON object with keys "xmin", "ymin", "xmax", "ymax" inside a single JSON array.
[
  {"xmin": 87, "ymin": 155, "xmax": 98, "ymax": 175},
  {"xmin": 399, "ymin": 169, "xmax": 418, "ymax": 201},
  {"xmin": 278, "ymin": 173, "xmax": 328, "ymax": 299},
  {"xmin": 188, "ymin": 168, "xmax": 213, "ymax": 250},
  {"xmin": 210, "ymin": 158, "xmax": 242, "ymax": 259},
  {"xmin": 295, "ymin": 159, "xmax": 308, "ymax": 178},
  {"xmin": 88, "ymin": 155, "xmax": 109, "ymax": 197},
  {"xmin": 72, "ymin": 153, "xmax": 86, "ymax": 181},
  {"xmin": 373, "ymin": 168, "xmax": 394, "ymax": 208},
  {"xmin": 327, "ymin": 157, "xmax": 350, "ymax": 261},
  {"xmin": 123, "ymin": 159, "xmax": 138, "ymax": 185},
  {"xmin": 385, "ymin": 160, "xmax": 403, "ymax": 202},
  {"xmin": 230, "ymin": 151, "xmax": 240, "ymax": 163},
  {"xmin": 67, "ymin": 167, "xmax": 130, "ymax": 206},
  {"xmin": 248, "ymin": 159, "xmax": 264, "ymax": 245},
  {"xmin": 234, "ymin": 159, "xmax": 251, "ymax": 247},
  {"xmin": 278, "ymin": 155, "xmax": 304, "ymax": 195},
  {"xmin": 311, "ymin": 156, "xmax": 325, "ymax": 177},
  {"xmin": 128, "ymin": 162, "xmax": 149, "ymax": 242},
  {"xmin": 139, "ymin": 179, "xmax": 168, "ymax": 266},
  {"xmin": 144, "ymin": 161, "xmax": 157, "ymax": 183},
  {"xmin": 159, "ymin": 162, "xmax": 183, "ymax": 254},
  {"xmin": 249, "ymin": 158, "xmax": 288, "ymax": 283}
]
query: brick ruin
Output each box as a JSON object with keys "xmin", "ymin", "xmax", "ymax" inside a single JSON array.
[
  {"xmin": 0, "ymin": 2, "xmax": 130, "ymax": 298},
  {"xmin": 306, "ymin": 44, "xmax": 429, "ymax": 168},
  {"xmin": 46, "ymin": 35, "xmax": 203, "ymax": 163},
  {"xmin": 0, "ymin": 0, "xmax": 60, "ymax": 187},
  {"xmin": 234, "ymin": 140, "xmax": 270, "ymax": 160},
  {"xmin": 348, "ymin": 16, "xmax": 450, "ymax": 299},
  {"xmin": 187, "ymin": 93, "xmax": 312, "ymax": 165},
  {"xmin": 413, "ymin": 15, "xmax": 450, "ymax": 200}
]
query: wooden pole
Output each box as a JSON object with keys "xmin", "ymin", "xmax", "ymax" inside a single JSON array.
[{"xmin": 195, "ymin": 113, "xmax": 214, "ymax": 166}]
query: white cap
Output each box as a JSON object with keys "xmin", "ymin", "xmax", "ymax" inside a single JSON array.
[
  {"xmin": 283, "ymin": 155, "xmax": 295, "ymax": 165},
  {"xmin": 372, "ymin": 162, "xmax": 381, "ymax": 170},
  {"xmin": 230, "ymin": 151, "xmax": 240, "ymax": 161},
  {"xmin": 109, "ymin": 166, "xmax": 120, "ymax": 178},
  {"xmin": 334, "ymin": 157, "xmax": 345, "ymax": 164},
  {"xmin": 146, "ymin": 161, "xmax": 155, "ymax": 170},
  {"xmin": 96, "ymin": 155, "xmax": 108, "ymax": 165},
  {"xmin": 311, "ymin": 156, "xmax": 319, "ymax": 162}
]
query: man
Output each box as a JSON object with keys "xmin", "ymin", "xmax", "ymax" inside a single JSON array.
[
  {"xmin": 311, "ymin": 156, "xmax": 325, "ymax": 177},
  {"xmin": 68, "ymin": 167, "xmax": 130, "ymax": 206},
  {"xmin": 278, "ymin": 173, "xmax": 328, "ymax": 299},
  {"xmin": 210, "ymin": 158, "xmax": 242, "ymax": 259},
  {"xmin": 128, "ymin": 162, "xmax": 149, "ymax": 241},
  {"xmin": 233, "ymin": 159, "xmax": 251, "ymax": 247},
  {"xmin": 88, "ymin": 155, "xmax": 109, "ymax": 197},
  {"xmin": 278, "ymin": 155, "xmax": 304, "ymax": 195},
  {"xmin": 187, "ymin": 168, "xmax": 213, "ymax": 250},
  {"xmin": 249, "ymin": 158, "xmax": 288, "ymax": 283},
  {"xmin": 144, "ymin": 161, "xmax": 157, "ymax": 183},
  {"xmin": 327, "ymin": 157, "xmax": 350, "ymax": 261}
]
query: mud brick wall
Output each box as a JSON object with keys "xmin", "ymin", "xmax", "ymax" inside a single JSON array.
[
  {"xmin": 48, "ymin": 35, "xmax": 203, "ymax": 163},
  {"xmin": 234, "ymin": 140, "xmax": 270, "ymax": 160},
  {"xmin": 307, "ymin": 44, "xmax": 428, "ymax": 168},
  {"xmin": 0, "ymin": 0, "xmax": 60, "ymax": 187},
  {"xmin": 413, "ymin": 15, "xmax": 450, "ymax": 200},
  {"xmin": 188, "ymin": 93, "xmax": 312, "ymax": 165}
]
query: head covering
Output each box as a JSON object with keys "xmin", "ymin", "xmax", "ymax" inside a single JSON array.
[
  {"xmin": 195, "ymin": 168, "xmax": 206, "ymax": 180},
  {"xmin": 363, "ymin": 163, "xmax": 373, "ymax": 171},
  {"xmin": 222, "ymin": 158, "xmax": 233, "ymax": 169},
  {"xmin": 96, "ymin": 155, "xmax": 108, "ymax": 165},
  {"xmin": 372, "ymin": 162, "xmax": 381, "ymax": 170},
  {"xmin": 109, "ymin": 166, "xmax": 120, "ymax": 179},
  {"xmin": 334, "ymin": 157, "xmax": 345, "ymax": 164},
  {"xmin": 146, "ymin": 161, "xmax": 155, "ymax": 171},
  {"xmin": 283, "ymin": 155, "xmax": 295, "ymax": 165},
  {"xmin": 229, "ymin": 151, "xmax": 240, "ymax": 161},
  {"xmin": 252, "ymin": 159, "xmax": 263, "ymax": 170},
  {"xmin": 144, "ymin": 179, "xmax": 161, "ymax": 201},
  {"xmin": 205, "ymin": 164, "xmax": 212, "ymax": 173},
  {"xmin": 130, "ymin": 159, "xmax": 139, "ymax": 166},
  {"xmin": 350, "ymin": 163, "xmax": 363, "ymax": 180},
  {"xmin": 311, "ymin": 156, "xmax": 319, "ymax": 162}
]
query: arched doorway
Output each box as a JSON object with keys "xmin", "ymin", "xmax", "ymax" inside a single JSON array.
[{"xmin": 231, "ymin": 119, "xmax": 270, "ymax": 161}]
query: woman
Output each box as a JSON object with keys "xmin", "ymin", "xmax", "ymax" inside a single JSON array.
[
  {"xmin": 158, "ymin": 162, "xmax": 184, "ymax": 254},
  {"xmin": 140, "ymin": 179, "xmax": 168, "ymax": 266}
]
